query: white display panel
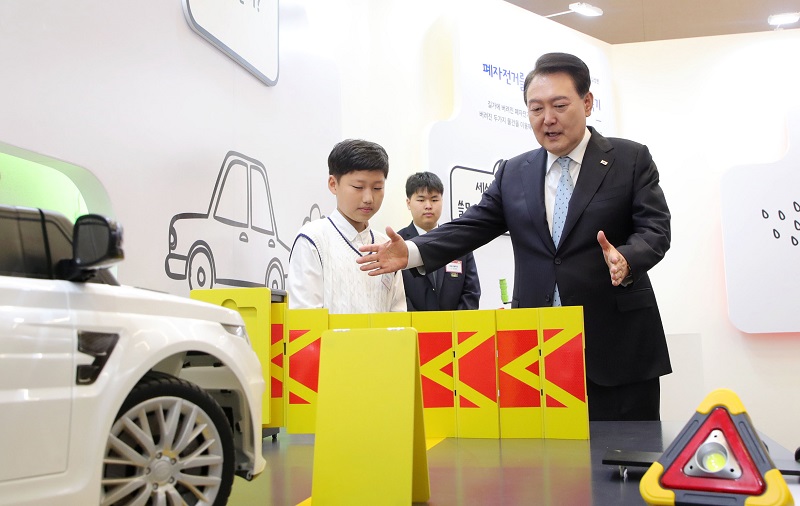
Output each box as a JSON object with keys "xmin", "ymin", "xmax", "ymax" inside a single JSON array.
[
  {"xmin": 721, "ymin": 109, "xmax": 800, "ymax": 333},
  {"xmin": 183, "ymin": 0, "xmax": 279, "ymax": 85}
]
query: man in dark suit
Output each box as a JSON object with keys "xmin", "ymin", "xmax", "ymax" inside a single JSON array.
[
  {"xmin": 358, "ymin": 52, "xmax": 671, "ymax": 421},
  {"xmin": 397, "ymin": 172, "xmax": 480, "ymax": 311}
]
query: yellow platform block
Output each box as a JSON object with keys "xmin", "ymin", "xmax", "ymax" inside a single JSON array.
[
  {"xmin": 454, "ymin": 310, "xmax": 499, "ymax": 438},
  {"xmin": 286, "ymin": 308, "xmax": 328, "ymax": 434},
  {"xmin": 495, "ymin": 308, "xmax": 544, "ymax": 438},
  {"xmin": 190, "ymin": 288, "xmax": 271, "ymax": 425},
  {"xmin": 539, "ymin": 306, "xmax": 588, "ymax": 440},
  {"xmin": 412, "ymin": 311, "xmax": 457, "ymax": 438},
  {"xmin": 311, "ymin": 328, "xmax": 430, "ymax": 505}
]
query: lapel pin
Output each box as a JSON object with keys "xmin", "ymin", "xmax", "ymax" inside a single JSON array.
[{"xmin": 600, "ymin": 160, "xmax": 608, "ymax": 166}]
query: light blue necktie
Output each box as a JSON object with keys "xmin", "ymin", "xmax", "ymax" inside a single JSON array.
[{"xmin": 552, "ymin": 156, "xmax": 573, "ymax": 306}]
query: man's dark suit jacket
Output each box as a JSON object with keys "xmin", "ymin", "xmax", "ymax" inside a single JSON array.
[
  {"xmin": 411, "ymin": 127, "xmax": 672, "ymax": 387},
  {"xmin": 398, "ymin": 223, "xmax": 480, "ymax": 311}
]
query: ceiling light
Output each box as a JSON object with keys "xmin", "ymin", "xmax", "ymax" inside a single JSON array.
[
  {"xmin": 767, "ymin": 12, "xmax": 800, "ymax": 26},
  {"xmin": 569, "ymin": 2, "xmax": 603, "ymax": 17},
  {"xmin": 545, "ymin": 2, "xmax": 604, "ymax": 19}
]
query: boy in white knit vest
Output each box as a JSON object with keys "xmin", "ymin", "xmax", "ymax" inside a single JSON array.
[{"xmin": 287, "ymin": 139, "xmax": 406, "ymax": 313}]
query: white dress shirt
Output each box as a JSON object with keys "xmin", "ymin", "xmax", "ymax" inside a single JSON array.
[{"xmin": 545, "ymin": 128, "xmax": 592, "ymax": 235}]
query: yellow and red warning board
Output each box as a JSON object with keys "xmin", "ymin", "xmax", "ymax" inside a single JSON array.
[
  {"xmin": 285, "ymin": 308, "xmax": 327, "ymax": 434},
  {"xmin": 413, "ymin": 311, "xmax": 458, "ymax": 438},
  {"xmin": 267, "ymin": 298, "xmax": 287, "ymax": 429},
  {"xmin": 192, "ymin": 287, "xmax": 588, "ymax": 440},
  {"xmin": 454, "ymin": 310, "xmax": 499, "ymax": 438},
  {"xmin": 539, "ymin": 306, "xmax": 588, "ymax": 439},
  {"xmin": 285, "ymin": 307, "xmax": 587, "ymax": 439},
  {"xmin": 495, "ymin": 307, "xmax": 588, "ymax": 439},
  {"xmin": 497, "ymin": 308, "xmax": 543, "ymax": 438}
]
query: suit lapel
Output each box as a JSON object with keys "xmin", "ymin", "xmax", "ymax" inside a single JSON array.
[
  {"xmin": 520, "ymin": 150, "xmax": 555, "ymax": 252},
  {"xmin": 560, "ymin": 129, "xmax": 614, "ymax": 243},
  {"xmin": 403, "ymin": 222, "xmax": 420, "ymax": 241},
  {"xmin": 402, "ymin": 223, "xmax": 436, "ymax": 289}
]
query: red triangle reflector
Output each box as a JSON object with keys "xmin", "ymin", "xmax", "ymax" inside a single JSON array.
[
  {"xmin": 640, "ymin": 389, "xmax": 792, "ymax": 505},
  {"xmin": 659, "ymin": 407, "xmax": 764, "ymax": 495}
]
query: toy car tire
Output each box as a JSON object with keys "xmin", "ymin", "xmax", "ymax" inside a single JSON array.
[{"xmin": 101, "ymin": 371, "xmax": 235, "ymax": 506}]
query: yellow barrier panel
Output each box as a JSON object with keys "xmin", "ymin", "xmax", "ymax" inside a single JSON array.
[
  {"xmin": 268, "ymin": 300, "xmax": 287, "ymax": 429},
  {"xmin": 288, "ymin": 309, "xmax": 415, "ymax": 434},
  {"xmin": 280, "ymin": 306, "xmax": 586, "ymax": 440},
  {"xmin": 286, "ymin": 308, "xmax": 328, "ymax": 434},
  {"xmin": 495, "ymin": 308, "xmax": 544, "ymax": 438},
  {"xmin": 370, "ymin": 312, "xmax": 412, "ymax": 328},
  {"xmin": 190, "ymin": 288, "xmax": 271, "ymax": 425},
  {"xmin": 411, "ymin": 311, "xmax": 457, "ymax": 438},
  {"xmin": 329, "ymin": 312, "xmax": 369, "ymax": 330},
  {"xmin": 539, "ymin": 306, "xmax": 589, "ymax": 440},
  {"xmin": 311, "ymin": 328, "xmax": 430, "ymax": 504},
  {"xmin": 454, "ymin": 310, "xmax": 499, "ymax": 438}
]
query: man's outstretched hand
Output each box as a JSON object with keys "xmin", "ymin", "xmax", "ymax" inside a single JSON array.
[
  {"xmin": 357, "ymin": 226, "xmax": 409, "ymax": 275},
  {"xmin": 597, "ymin": 230, "xmax": 630, "ymax": 286}
]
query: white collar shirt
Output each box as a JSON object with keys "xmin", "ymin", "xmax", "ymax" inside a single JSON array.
[{"xmin": 545, "ymin": 127, "xmax": 592, "ymax": 235}]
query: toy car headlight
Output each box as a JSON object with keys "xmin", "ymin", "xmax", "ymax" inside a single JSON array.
[{"xmin": 222, "ymin": 323, "xmax": 249, "ymax": 343}]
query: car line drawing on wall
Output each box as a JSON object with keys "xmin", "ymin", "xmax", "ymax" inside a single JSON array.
[{"xmin": 166, "ymin": 151, "xmax": 291, "ymax": 291}]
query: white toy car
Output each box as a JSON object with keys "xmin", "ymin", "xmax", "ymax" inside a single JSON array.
[{"xmin": 0, "ymin": 205, "xmax": 266, "ymax": 506}]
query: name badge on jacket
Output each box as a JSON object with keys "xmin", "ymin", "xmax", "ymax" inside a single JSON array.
[{"xmin": 445, "ymin": 260, "xmax": 463, "ymax": 277}]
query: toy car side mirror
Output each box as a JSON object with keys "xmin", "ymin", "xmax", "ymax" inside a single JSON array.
[{"xmin": 58, "ymin": 214, "xmax": 124, "ymax": 281}]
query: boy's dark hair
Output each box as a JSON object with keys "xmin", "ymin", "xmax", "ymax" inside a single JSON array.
[
  {"xmin": 405, "ymin": 171, "xmax": 444, "ymax": 198},
  {"xmin": 522, "ymin": 52, "xmax": 591, "ymax": 104},
  {"xmin": 328, "ymin": 139, "xmax": 389, "ymax": 179}
]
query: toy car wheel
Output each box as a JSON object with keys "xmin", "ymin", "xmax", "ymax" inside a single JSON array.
[
  {"xmin": 101, "ymin": 372, "xmax": 235, "ymax": 506},
  {"xmin": 188, "ymin": 247, "xmax": 215, "ymax": 290}
]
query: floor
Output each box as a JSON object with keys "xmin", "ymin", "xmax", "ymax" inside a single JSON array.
[
  {"xmin": 230, "ymin": 432, "xmax": 315, "ymax": 506},
  {"xmin": 228, "ymin": 426, "xmax": 639, "ymax": 505},
  {"xmin": 228, "ymin": 424, "xmax": 800, "ymax": 506}
]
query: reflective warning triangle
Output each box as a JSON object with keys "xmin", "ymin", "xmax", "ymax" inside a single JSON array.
[{"xmin": 640, "ymin": 388, "xmax": 793, "ymax": 506}]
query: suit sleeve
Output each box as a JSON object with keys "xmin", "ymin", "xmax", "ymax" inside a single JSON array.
[
  {"xmin": 414, "ymin": 162, "xmax": 510, "ymax": 272},
  {"xmin": 457, "ymin": 252, "xmax": 481, "ymax": 310},
  {"xmin": 615, "ymin": 144, "xmax": 671, "ymax": 282}
]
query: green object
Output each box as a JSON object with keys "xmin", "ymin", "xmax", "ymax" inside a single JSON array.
[{"xmin": 499, "ymin": 278, "xmax": 510, "ymax": 304}]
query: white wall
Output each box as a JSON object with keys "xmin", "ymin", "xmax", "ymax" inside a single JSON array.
[
  {"xmin": 612, "ymin": 31, "xmax": 800, "ymax": 450},
  {"xmin": 0, "ymin": 0, "xmax": 798, "ymax": 451}
]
